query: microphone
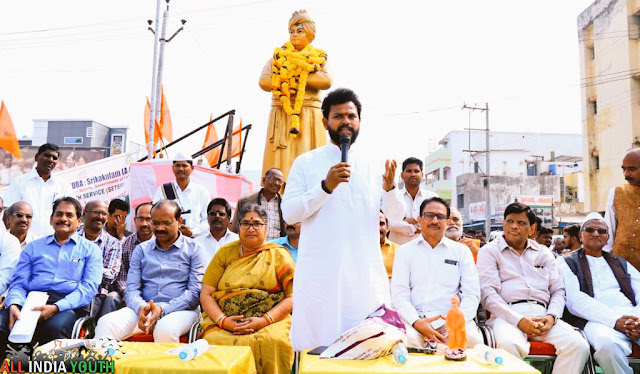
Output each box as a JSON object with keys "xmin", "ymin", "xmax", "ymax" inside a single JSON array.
[{"xmin": 340, "ymin": 134, "xmax": 351, "ymax": 163}]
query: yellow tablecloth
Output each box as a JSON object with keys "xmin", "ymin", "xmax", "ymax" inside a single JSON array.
[
  {"xmin": 37, "ymin": 341, "xmax": 256, "ymax": 374},
  {"xmin": 299, "ymin": 348, "xmax": 540, "ymax": 374},
  {"xmin": 113, "ymin": 342, "xmax": 256, "ymax": 374}
]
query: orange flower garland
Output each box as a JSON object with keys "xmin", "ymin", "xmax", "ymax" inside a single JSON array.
[{"xmin": 271, "ymin": 42, "xmax": 327, "ymax": 137}]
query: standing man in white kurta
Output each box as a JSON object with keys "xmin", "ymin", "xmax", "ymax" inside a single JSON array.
[
  {"xmin": 153, "ymin": 153, "xmax": 209, "ymax": 238},
  {"xmin": 282, "ymin": 88, "xmax": 405, "ymax": 351},
  {"xmin": 3, "ymin": 143, "xmax": 73, "ymax": 237}
]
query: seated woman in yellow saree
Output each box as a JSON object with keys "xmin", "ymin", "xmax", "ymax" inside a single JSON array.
[{"xmin": 200, "ymin": 203, "xmax": 295, "ymax": 374}]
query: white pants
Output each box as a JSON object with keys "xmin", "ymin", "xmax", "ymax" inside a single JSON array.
[
  {"xmin": 403, "ymin": 317, "xmax": 483, "ymax": 348},
  {"xmin": 488, "ymin": 303, "xmax": 589, "ymax": 374},
  {"xmin": 94, "ymin": 307, "xmax": 199, "ymax": 343},
  {"xmin": 584, "ymin": 321, "xmax": 638, "ymax": 374}
]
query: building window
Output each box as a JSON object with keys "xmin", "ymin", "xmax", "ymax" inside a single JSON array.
[
  {"xmin": 593, "ymin": 100, "xmax": 597, "ymax": 115},
  {"xmin": 457, "ymin": 194, "xmax": 464, "ymax": 208},
  {"xmin": 64, "ymin": 137, "xmax": 83, "ymax": 145},
  {"xmin": 474, "ymin": 162, "xmax": 479, "ymax": 173},
  {"xmin": 443, "ymin": 167, "xmax": 451, "ymax": 180}
]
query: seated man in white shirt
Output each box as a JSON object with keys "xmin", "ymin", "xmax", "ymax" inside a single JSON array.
[
  {"xmin": 0, "ymin": 228, "xmax": 21, "ymax": 297},
  {"xmin": 196, "ymin": 198, "xmax": 238, "ymax": 265},
  {"xmin": 7, "ymin": 202, "xmax": 38, "ymax": 249},
  {"xmin": 558, "ymin": 212, "xmax": 640, "ymax": 374},
  {"xmin": 391, "ymin": 196, "xmax": 483, "ymax": 347}
]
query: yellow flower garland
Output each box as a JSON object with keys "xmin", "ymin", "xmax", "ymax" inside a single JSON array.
[{"xmin": 271, "ymin": 42, "xmax": 327, "ymax": 137}]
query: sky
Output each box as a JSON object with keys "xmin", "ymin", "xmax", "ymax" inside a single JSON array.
[{"xmin": 0, "ymin": 0, "xmax": 595, "ymax": 174}]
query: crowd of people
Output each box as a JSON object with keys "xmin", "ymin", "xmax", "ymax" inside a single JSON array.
[{"xmin": 0, "ymin": 88, "xmax": 638, "ymax": 374}]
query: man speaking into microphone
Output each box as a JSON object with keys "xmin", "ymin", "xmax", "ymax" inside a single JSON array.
[{"xmin": 282, "ymin": 88, "xmax": 405, "ymax": 351}]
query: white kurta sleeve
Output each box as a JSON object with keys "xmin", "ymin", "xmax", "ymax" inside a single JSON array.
[
  {"xmin": 556, "ymin": 256, "xmax": 620, "ymax": 328},
  {"xmin": 603, "ymin": 188, "xmax": 617, "ymax": 252},
  {"xmin": 61, "ymin": 179, "xmax": 75, "ymax": 199},
  {"xmin": 152, "ymin": 186, "xmax": 163, "ymax": 204},
  {"xmin": 0, "ymin": 234, "xmax": 20, "ymax": 295},
  {"xmin": 390, "ymin": 246, "xmax": 420, "ymax": 325},
  {"xmin": 627, "ymin": 263, "xmax": 640, "ymax": 314},
  {"xmin": 458, "ymin": 247, "xmax": 481, "ymax": 324},
  {"xmin": 188, "ymin": 187, "xmax": 210, "ymax": 238},
  {"xmin": 2, "ymin": 178, "xmax": 22, "ymax": 207},
  {"xmin": 388, "ymin": 220, "xmax": 416, "ymax": 236},
  {"xmin": 381, "ymin": 188, "xmax": 405, "ymax": 223},
  {"xmin": 281, "ymin": 157, "xmax": 331, "ymax": 224}
]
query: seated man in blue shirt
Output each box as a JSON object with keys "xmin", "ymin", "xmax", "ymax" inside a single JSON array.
[
  {"xmin": 271, "ymin": 222, "xmax": 300, "ymax": 263},
  {"xmin": 0, "ymin": 196, "xmax": 102, "ymax": 357},
  {"xmin": 94, "ymin": 200, "xmax": 205, "ymax": 342}
]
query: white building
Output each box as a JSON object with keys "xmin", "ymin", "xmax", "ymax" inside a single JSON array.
[{"xmin": 438, "ymin": 131, "xmax": 582, "ymax": 208}]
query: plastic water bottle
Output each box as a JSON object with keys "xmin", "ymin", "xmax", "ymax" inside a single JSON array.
[
  {"xmin": 178, "ymin": 339, "xmax": 209, "ymax": 361},
  {"xmin": 392, "ymin": 341, "xmax": 408, "ymax": 364},
  {"xmin": 473, "ymin": 344, "xmax": 503, "ymax": 367}
]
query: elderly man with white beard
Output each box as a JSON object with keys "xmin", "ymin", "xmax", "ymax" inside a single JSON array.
[{"xmin": 445, "ymin": 208, "xmax": 480, "ymax": 263}]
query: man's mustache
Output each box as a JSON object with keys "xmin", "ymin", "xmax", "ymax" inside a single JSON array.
[
  {"xmin": 286, "ymin": 225, "xmax": 296, "ymax": 230},
  {"xmin": 155, "ymin": 230, "xmax": 168, "ymax": 235},
  {"xmin": 338, "ymin": 124, "xmax": 354, "ymax": 132}
]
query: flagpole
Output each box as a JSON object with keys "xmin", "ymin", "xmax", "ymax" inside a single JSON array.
[
  {"xmin": 147, "ymin": 0, "xmax": 163, "ymax": 160},
  {"xmin": 153, "ymin": 3, "xmax": 169, "ymax": 151}
]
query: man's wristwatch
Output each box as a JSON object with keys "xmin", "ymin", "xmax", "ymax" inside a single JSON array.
[{"xmin": 547, "ymin": 314, "xmax": 557, "ymax": 325}]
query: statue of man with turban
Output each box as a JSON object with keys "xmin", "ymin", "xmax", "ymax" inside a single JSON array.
[{"xmin": 259, "ymin": 10, "xmax": 332, "ymax": 185}]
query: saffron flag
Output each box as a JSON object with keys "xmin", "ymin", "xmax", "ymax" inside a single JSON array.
[
  {"xmin": 228, "ymin": 118, "xmax": 243, "ymax": 159},
  {"xmin": 202, "ymin": 114, "xmax": 221, "ymax": 167},
  {"xmin": 143, "ymin": 97, "xmax": 163, "ymax": 152},
  {"xmin": 201, "ymin": 117, "xmax": 243, "ymax": 168},
  {"xmin": 159, "ymin": 87, "xmax": 173, "ymax": 142},
  {"xmin": 0, "ymin": 101, "xmax": 22, "ymax": 159}
]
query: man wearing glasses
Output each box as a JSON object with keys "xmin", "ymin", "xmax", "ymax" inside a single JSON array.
[
  {"xmin": 7, "ymin": 202, "xmax": 38, "ymax": 249},
  {"xmin": 391, "ymin": 197, "xmax": 482, "ymax": 348},
  {"xmin": 78, "ymin": 201, "xmax": 122, "ymax": 318},
  {"xmin": 197, "ymin": 198, "xmax": 238, "ymax": 265},
  {"xmin": 232, "ymin": 168, "xmax": 286, "ymax": 241},
  {"xmin": 94, "ymin": 200, "xmax": 204, "ymax": 342},
  {"xmin": 558, "ymin": 212, "xmax": 640, "ymax": 374}
]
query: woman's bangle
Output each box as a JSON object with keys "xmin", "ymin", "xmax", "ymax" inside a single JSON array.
[
  {"xmin": 263, "ymin": 315, "xmax": 271, "ymax": 325},
  {"xmin": 220, "ymin": 316, "xmax": 229, "ymax": 329},
  {"xmin": 263, "ymin": 312, "xmax": 275, "ymax": 324},
  {"xmin": 215, "ymin": 314, "xmax": 226, "ymax": 326}
]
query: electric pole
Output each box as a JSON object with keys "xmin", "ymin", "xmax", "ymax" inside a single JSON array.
[
  {"xmin": 462, "ymin": 103, "xmax": 491, "ymax": 236},
  {"xmin": 147, "ymin": 0, "xmax": 162, "ymax": 160},
  {"xmin": 147, "ymin": 0, "xmax": 186, "ymax": 159}
]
